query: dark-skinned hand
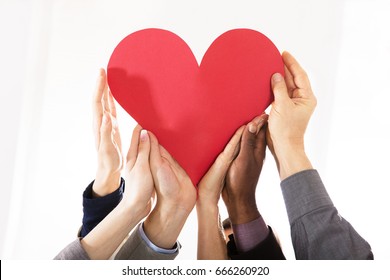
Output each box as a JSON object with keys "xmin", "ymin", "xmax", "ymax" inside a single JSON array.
[{"xmin": 222, "ymin": 114, "xmax": 268, "ymax": 225}]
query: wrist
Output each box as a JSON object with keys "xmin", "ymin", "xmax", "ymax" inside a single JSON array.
[
  {"xmin": 143, "ymin": 203, "xmax": 189, "ymax": 249},
  {"xmin": 227, "ymin": 204, "xmax": 261, "ymax": 225},
  {"xmin": 196, "ymin": 201, "xmax": 219, "ymax": 217},
  {"xmin": 196, "ymin": 194, "xmax": 219, "ymax": 210},
  {"xmin": 273, "ymin": 137, "xmax": 305, "ymax": 155},
  {"xmin": 93, "ymin": 170, "xmax": 121, "ymax": 197},
  {"xmin": 114, "ymin": 199, "xmax": 143, "ymax": 227},
  {"xmin": 274, "ymin": 142, "xmax": 312, "ymax": 180}
]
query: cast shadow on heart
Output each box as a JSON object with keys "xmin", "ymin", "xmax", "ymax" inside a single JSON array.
[{"xmin": 108, "ymin": 68, "xmax": 161, "ymax": 129}]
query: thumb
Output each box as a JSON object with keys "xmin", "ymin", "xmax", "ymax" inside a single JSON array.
[
  {"xmin": 199, "ymin": 126, "xmax": 244, "ymax": 188},
  {"xmin": 214, "ymin": 125, "xmax": 245, "ymax": 171},
  {"xmin": 241, "ymin": 114, "xmax": 268, "ymax": 156},
  {"xmin": 100, "ymin": 112, "xmax": 113, "ymax": 146},
  {"xmin": 135, "ymin": 130, "xmax": 151, "ymax": 165},
  {"xmin": 271, "ymin": 73, "xmax": 290, "ymax": 104}
]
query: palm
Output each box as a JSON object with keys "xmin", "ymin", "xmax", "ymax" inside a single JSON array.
[
  {"xmin": 150, "ymin": 135, "xmax": 196, "ymax": 213},
  {"xmin": 97, "ymin": 114, "xmax": 123, "ymax": 173},
  {"xmin": 123, "ymin": 164, "xmax": 154, "ymax": 217}
]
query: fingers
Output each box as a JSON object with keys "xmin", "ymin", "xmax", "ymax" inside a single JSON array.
[
  {"xmin": 200, "ymin": 125, "xmax": 245, "ymax": 188},
  {"xmin": 148, "ymin": 131, "xmax": 163, "ymax": 170},
  {"xmin": 111, "ymin": 119, "xmax": 122, "ymax": 152},
  {"xmin": 241, "ymin": 114, "xmax": 268, "ymax": 157},
  {"xmin": 92, "ymin": 69, "xmax": 106, "ymax": 150},
  {"xmin": 158, "ymin": 144, "xmax": 185, "ymax": 176},
  {"xmin": 149, "ymin": 134, "xmax": 191, "ymax": 186},
  {"xmin": 100, "ymin": 112, "xmax": 113, "ymax": 147},
  {"xmin": 104, "ymin": 89, "xmax": 122, "ymax": 151},
  {"xmin": 216, "ymin": 125, "xmax": 245, "ymax": 168},
  {"xmin": 247, "ymin": 114, "xmax": 269, "ymax": 135},
  {"xmin": 271, "ymin": 73, "xmax": 290, "ymax": 104},
  {"xmin": 255, "ymin": 122, "xmax": 267, "ymax": 159},
  {"xmin": 135, "ymin": 130, "xmax": 151, "ymax": 166},
  {"xmin": 102, "ymin": 82, "xmax": 110, "ymax": 113},
  {"xmin": 108, "ymin": 90, "xmax": 117, "ymax": 118},
  {"xmin": 272, "ymin": 51, "xmax": 314, "ymax": 103},
  {"xmin": 282, "ymin": 51, "xmax": 312, "ymax": 91},
  {"xmin": 126, "ymin": 125, "xmax": 143, "ymax": 169},
  {"xmin": 284, "ymin": 65, "xmax": 295, "ymax": 98}
]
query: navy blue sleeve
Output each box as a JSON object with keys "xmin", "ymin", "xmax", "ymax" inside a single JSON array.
[{"xmin": 79, "ymin": 178, "xmax": 124, "ymax": 238}]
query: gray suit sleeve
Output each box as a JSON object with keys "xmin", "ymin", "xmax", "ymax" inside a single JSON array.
[
  {"xmin": 281, "ymin": 169, "xmax": 373, "ymax": 260},
  {"xmin": 114, "ymin": 224, "xmax": 179, "ymax": 260},
  {"xmin": 54, "ymin": 239, "xmax": 90, "ymax": 260}
]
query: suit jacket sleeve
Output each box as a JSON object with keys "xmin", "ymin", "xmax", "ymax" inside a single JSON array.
[
  {"xmin": 227, "ymin": 226, "xmax": 286, "ymax": 260},
  {"xmin": 281, "ymin": 169, "xmax": 373, "ymax": 260},
  {"xmin": 80, "ymin": 178, "xmax": 124, "ymax": 237},
  {"xmin": 53, "ymin": 239, "xmax": 90, "ymax": 260},
  {"xmin": 114, "ymin": 224, "xmax": 179, "ymax": 260}
]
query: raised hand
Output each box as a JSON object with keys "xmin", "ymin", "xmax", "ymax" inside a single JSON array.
[
  {"xmin": 196, "ymin": 125, "xmax": 245, "ymax": 259},
  {"xmin": 222, "ymin": 114, "xmax": 268, "ymax": 225},
  {"xmin": 267, "ymin": 52, "xmax": 316, "ymax": 180},
  {"xmin": 121, "ymin": 126, "xmax": 155, "ymax": 220},
  {"xmin": 92, "ymin": 69, "xmax": 124, "ymax": 197},
  {"xmin": 143, "ymin": 132, "xmax": 197, "ymax": 249},
  {"xmin": 80, "ymin": 126, "xmax": 155, "ymax": 259}
]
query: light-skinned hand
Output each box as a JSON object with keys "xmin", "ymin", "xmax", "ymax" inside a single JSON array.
[
  {"xmin": 121, "ymin": 126, "xmax": 155, "ymax": 220},
  {"xmin": 196, "ymin": 124, "xmax": 245, "ymax": 259},
  {"xmin": 92, "ymin": 68, "xmax": 123, "ymax": 197},
  {"xmin": 143, "ymin": 132, "xmax": 197, "ymax": 249},
  {"xmin": 80, "ymin": 125, "xmax": 155, "ymax": 259},
  {"xmin": 267, "ymin": 51, "xmax": 316, "ymax": 180}
]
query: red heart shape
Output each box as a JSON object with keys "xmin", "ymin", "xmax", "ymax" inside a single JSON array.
[{"xmin": 107, "ymin": 28, "xmax": 283, "ymax": 185}]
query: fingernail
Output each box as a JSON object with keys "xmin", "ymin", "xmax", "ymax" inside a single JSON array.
[
  {"xmin": 248, "ymin": 123, "xmax": 257, "ymax": 134},
  {"xmin": 260, "ymin": 114, "xmax": 269, "ymax": 122},
  {"xmin": 272, "ymin": 73, "xmax": 283, "ymax": 82},
  {"xmin": 140, "ymin": 130, "xmax": 148, "ymax": 142}
]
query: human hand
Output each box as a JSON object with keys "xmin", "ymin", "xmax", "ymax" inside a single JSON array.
[
  {"xmin": 267, "ymin": 51, "xmax": 315, "ymax": 179},
  {"xmin": 121, "ymin": 125, "xmax": 155, "ymax": 222},
  {"xmin": 196, "ymin": 125, "xmax": 245, "ymax": 260},
  {"xmin": 92, "ymin": 69, "xmax": 123, "ymax": 197},
  {"xmin": 80, "ymin": 125, "xmax": 154, "ymax": 259},
  {"xmin": 197, "ymin": 125, "xmax": 245, "ymax": 207},
  {"xmin": 143, "ymin": 132, "xmax": 197, "ymax": 249},
  {"xmin": 222, "ymin": 114, "xmax": 268, "ymax": 225}
]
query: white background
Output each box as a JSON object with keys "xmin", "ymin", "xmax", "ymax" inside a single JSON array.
[{"xmin": 0, "ymin": 0, "xmax": 389, "ymax": 260}]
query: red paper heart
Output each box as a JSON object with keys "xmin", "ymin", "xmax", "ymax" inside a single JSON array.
[{"xmin": 107, "ymin": 28, "xmax": 283, "ymax": 185}]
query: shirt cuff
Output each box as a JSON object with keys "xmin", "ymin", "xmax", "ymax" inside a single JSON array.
[
  {"xmin": 232, "ymin": 216, "xmax": 269, "ymax": 253},
  {"xmin": 138, "ymin": 223, "xmax": 179, "ymax": 254},
  {"xmin": 281, "ymin": 169, "xmax": 333, "ymax": 225}
]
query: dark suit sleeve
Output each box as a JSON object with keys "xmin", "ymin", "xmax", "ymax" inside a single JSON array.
[
  {"xmin": 281, "ymin": 169, "xmax": 373, "ymax": 260},
  {"xmin": 227, "ymin": 226, "xmax": 286, "ymax": 260},
  {"xmin": 79, "ymin": 178, "xmax": 124, "ymax": 237}
]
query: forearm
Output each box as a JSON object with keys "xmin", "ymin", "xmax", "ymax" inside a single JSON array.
[
  {"xmin": 80, "ymin": 201, "xmax": 141, "ymax": 259},
  {"xmin": 143, "ymin": 204, "xmax": 189, "ymax": 249},
  {"xmin": 80, "ymin": 178, "xmax": 124, "ymax": 237},
  {"xmin": 274, "ymin": 141, "xmax": 313, "ymax": 181},
  {"xmin": 196, "ymin": 203, "xmax": 228, "ymax": 260}
]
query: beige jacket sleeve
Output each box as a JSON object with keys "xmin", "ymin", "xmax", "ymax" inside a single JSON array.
[{"xmin": 54, "ymin": 238, "xmax": 90, "ymax": 260}]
